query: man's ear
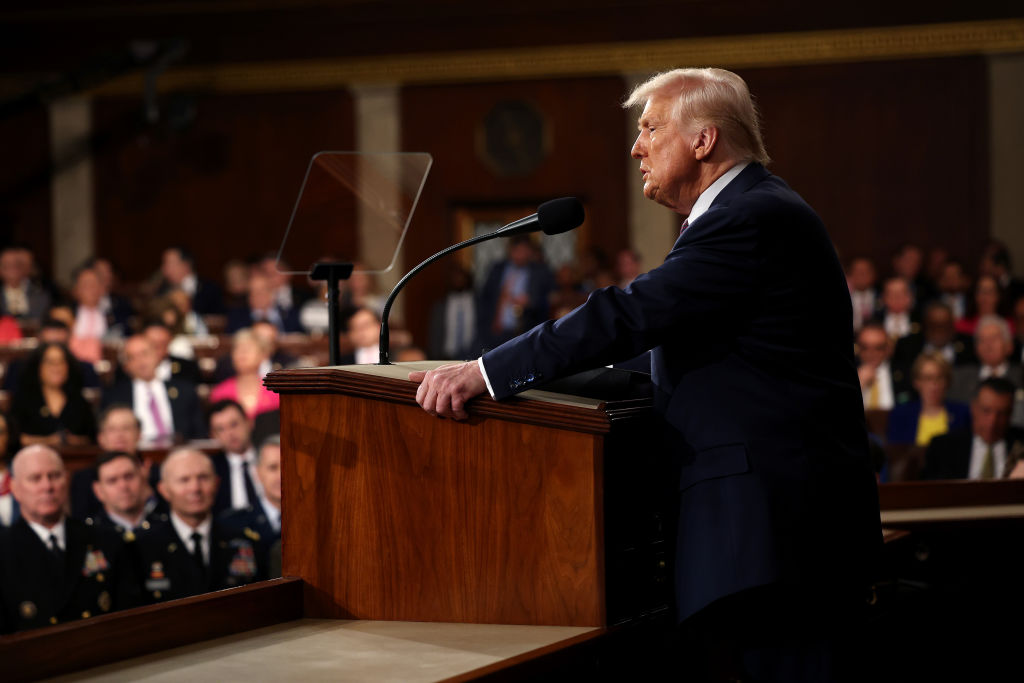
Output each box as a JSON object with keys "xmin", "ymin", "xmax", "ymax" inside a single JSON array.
[{"xmin": 693, "ymin": 126, "xmax": 720, "ymax": 160}]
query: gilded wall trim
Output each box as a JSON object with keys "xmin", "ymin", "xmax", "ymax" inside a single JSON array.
[{"xmin": 28, "ymin": 18, "xmax": 1024, "ymax": 96}]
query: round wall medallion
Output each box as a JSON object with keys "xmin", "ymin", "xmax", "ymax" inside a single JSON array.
[{"xmin": 476, "ymin": 100, "xmax": 550, "ymax": 177}]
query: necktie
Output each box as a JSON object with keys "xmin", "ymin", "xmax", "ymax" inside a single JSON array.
[
  {"xmin": 980, "ymin": 445, "xmax": 995, "ymax": 479},
  {"xmin": 679, "ymin": 220, "xmax": 690, "ymax": 236},
  {"xmin": 49, "ymin": 533, "xmax": 64, "ymax": 563},
  {"xmin": 149, "ymin": 387, "xmax": 168, "ymax": 439},
  {"xmin": 867, "ymin": 380, "xmax": 880, "ymax": 410},
  {"xmin": 243, "ymin": 462, "xmax": 259, "ymax": 508},
  {"xmin": 190, "ymin": 531, "xmax": 207, "ymax": 575}
]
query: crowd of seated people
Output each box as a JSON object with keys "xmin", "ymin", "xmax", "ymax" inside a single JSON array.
[{"xmin": 850, "ymin": 241, "xmax": 1024, "ymax": 481}]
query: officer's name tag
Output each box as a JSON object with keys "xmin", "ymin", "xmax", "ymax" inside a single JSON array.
[{"xmin": 145, "ymin": 578, "xmax": 171, "ymax": 591}]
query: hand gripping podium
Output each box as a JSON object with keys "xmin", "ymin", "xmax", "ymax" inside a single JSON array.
[{"xmin": 263, "ymin": 361, "xmax": 671, "ymax": 627}]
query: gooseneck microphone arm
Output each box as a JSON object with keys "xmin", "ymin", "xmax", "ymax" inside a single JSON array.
[
  {"xmin": 378, "ymin": 231, "xmax": 504, "ymax": 365},
  {"xmin": 378, "ymin": 196, "xmax": 584, "ymax": 365}
]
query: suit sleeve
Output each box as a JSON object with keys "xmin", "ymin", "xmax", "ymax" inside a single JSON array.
[{"xmin": 482, "ymin": 206, "xmax": 761, "ymax": 400}]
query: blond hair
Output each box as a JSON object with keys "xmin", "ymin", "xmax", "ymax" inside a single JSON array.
[{"xmin": 624, "ymin": 67, "xmax": 770, "ymax": 166}]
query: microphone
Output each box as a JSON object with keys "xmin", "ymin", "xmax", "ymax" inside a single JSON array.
[{"xmin": 378, "ymin": 197, "xmax": 585, "ymax": 365}]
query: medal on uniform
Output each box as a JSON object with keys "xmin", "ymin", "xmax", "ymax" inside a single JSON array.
[{"xmin": 82, "ymin": 549, "xmax": 110, "ymax": 576}]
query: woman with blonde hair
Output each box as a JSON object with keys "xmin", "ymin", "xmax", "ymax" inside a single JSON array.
[
  {"xmin": 886, "ymin": 350, "xmax": 970, "ymax": 447},
  {"xmin": 208, "ymin": 328, "xmax": 280, "ymax": 419}
]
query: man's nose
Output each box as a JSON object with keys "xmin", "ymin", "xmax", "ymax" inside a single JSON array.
[{"xmin": 631, "ymin": 134, "xmax": 645, "ymax": 159}]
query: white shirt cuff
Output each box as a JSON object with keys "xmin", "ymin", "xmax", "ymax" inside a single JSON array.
[{"xmin": 477, "ymin": 357, "xmax": 497, "ymax": 399}]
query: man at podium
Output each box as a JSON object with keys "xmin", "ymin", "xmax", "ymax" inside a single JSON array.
[{"xmin": 411, "ymin": 67, "xmax": 881, "ymax": 681}]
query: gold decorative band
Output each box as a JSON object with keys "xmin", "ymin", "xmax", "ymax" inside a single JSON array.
[{"xmin": 44, "ymin": 18, "xmax": 1024, "ymax": 95}]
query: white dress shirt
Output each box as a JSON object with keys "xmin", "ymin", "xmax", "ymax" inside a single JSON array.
[
  {"xmin": 227, "ymin": 448, "xmax": 259, "ymax": 510},
  {"xmin": 133, "ymin": 378, "xmax": 175, "ymax": 444},
  {"xmin": 968, "ymin": 436, "xmax": 1008, "ymax": 480},
  {"xmin": 73, "ymin": 306, "xmax": 107, "ymax": 339},
  {"xmin": 259, "ymin": 493, "xmax": 281, "ymax": 533},
  {"xmin": 861, "ymin": 361, "xmax": 895, "ymax": 411},
  {"xmin": 26, "ymin": 517, "xmax": 65, "ymax": 551},
  {"xmin": 170, "ymin": 512, "xmax": 212, "ymax": 564},
  {"xmin": 884, "ymin": 312, "xmax": 911, "ymax": 339},
  {"xmin": 979, "ymin": 363, "xmax": 1009, "ymax": 380}
]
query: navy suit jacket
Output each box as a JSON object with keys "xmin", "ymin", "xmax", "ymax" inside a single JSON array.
[
  {"xmin": 102, "ymin": 378, "xmax": 207, "ymax": 441},
  {"xmin": 885, "ymin": 400, "xmax": 971, "ymax": 447},
  {"xmin": 482, "ymin": 164, "xmax": 882, "ymax": 622}
]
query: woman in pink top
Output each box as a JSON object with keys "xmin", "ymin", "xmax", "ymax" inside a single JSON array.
[{"xmin": 209, "ymin": 328, "xmax": 279, "ymax": 419}]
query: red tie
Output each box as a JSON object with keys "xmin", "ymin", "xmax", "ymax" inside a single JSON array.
[{"xmin": 679, "ymin": 220, "xmax": 690, "ymax": 236}]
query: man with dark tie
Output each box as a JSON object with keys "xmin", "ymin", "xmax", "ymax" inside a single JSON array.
[
  {"xmin": 410, "ymin": 67, "xmax": 880, "ymax": 681},
  {"xmin": 924, "ymin": 377, "xmax": 1024, "ymax": 480},
  {"xmin": 220, "ymin": 434, "xmax": 282, "ymax": 578},
  {"xmin": 208, "ymin": 400, "xmax": 261, "ymax": 514},
  {"xmin": 135, "ymin": 449, "xmax": 263, "ymax": 604},
  {"xmin": 0, "ymin": 446, "xmax": 137, "ymax": 633}
]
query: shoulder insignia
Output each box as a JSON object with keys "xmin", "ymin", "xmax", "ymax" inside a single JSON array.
[
  {"xmin": 19, "ymin": 601, "xmax": 37, "ymax": 620},
  {"xmin": 168, "ymin": 386, "xmax": 179, "ymax": 400},
  {"xmin": 244, "ymin": 527, "xmax": 261, "ymax": 542}
]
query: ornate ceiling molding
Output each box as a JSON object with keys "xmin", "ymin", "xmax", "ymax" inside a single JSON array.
[{"xmin": 26, "ymin": 18, "xmax": 1024, "ymax": 96}]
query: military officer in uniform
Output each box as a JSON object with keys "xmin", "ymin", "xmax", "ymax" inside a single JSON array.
[
  {"xmin": 0, "ymin": 445, "xmax": 138, "ymax": 633},
  {"xmin": 135, "ymin": 448, "xmax": 264, "ymax": 604},
  {"xmin": 220, "ymin": 434, "xmax": 282, "ymax": 578},
  {"xmin": 87, "ymin": 451, "xmax": 161, "ymax": 538}
]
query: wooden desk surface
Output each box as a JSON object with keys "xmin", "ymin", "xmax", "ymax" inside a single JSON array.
[{"xmin": 48, "ymin": 619, "xmax": 600, "ymax": 682}]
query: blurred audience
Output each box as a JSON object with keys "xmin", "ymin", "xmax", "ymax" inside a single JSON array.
[
  {"xmin": 857, "ymin": 322, "xmax": 905, "ymax": 410},
  {"xmin": 893, "ymin": 301, "xmax": 975, "ymax": 372},
  {"xmin": 428, "ymin": 266, "xmax": 477, "ymax": 360},
  {"xmin": 478, "ymin": 236, "xmax": 554, "ymax": 349},
  {"xmin": 227, "ymin": 272, "xmax": 301, "ymax": 334},
  {"xmin": 956, "ymin": 274, "xmax": 1012, "ymax": 336},
  {"xmin": 924, "ymin": 378, "xmax": 1024, "ymax": 480}
]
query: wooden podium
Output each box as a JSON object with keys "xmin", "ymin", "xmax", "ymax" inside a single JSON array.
[{"xmin": 264, "ymin": 361, "xmax": 670, "ymax": 628}]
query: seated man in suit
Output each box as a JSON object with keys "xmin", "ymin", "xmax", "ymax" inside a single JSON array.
[
  {"xmin": 143, "ymin": 321, "xmax": 201, "ymax": 386},
  {"xmin": 949, "ymin": 316, "xmax": 1022, "ymax": 406},
  {"xmin": 208, "ymin": 400, "xmax": 261, "ymax": 514},
  {"xmin": 924, "ymin": 378, "xmax": 1023, "ymax": 480},
  {"xmin": 0, "ymin": 247, "xmax": 51, "ymax": 326},
  {"xmin": 71, "ymin": 404, "xmax": 146, "ymax": 520},
  {"xmin": 220, "ymin": 434, "xmax": 282, "ymax": 578},
  {"xmin": 88, "ymin": 451, "xmax": 162, "ymax": 537},
  {"xmin": 893, "ymin": 301, "xmax": 975, "ymax": 375},
  {"xmin": 847, "ymin": 256, "xmax": 879, "ymax": 332},
  {"xmin": 159, "ymin": 246, "xmax": 224, "ymax": 316},
  {"xmin": 0, "ymin": 445, "xmax": 138, "ymax": 633},
  {"xmin": 103, "ymin": 335, "xmax": 206, "ymax": 445},
  {"xmin": 857, "ymin": 322, "xmax": 908, "ymax": 410},
  {"xmin": 135, "ymin": 448, "xmax": 264, "ymax": 604},
  {"xmin": 875, "ymin": 276, "xmax": 918, "ymax": 342},
  {"xmin": 226, "ymin": 272, "xmax": 302, "ymax": 334}
]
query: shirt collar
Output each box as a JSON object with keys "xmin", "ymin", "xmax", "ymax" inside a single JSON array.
[
  {"xmin": 105, "ymin": 509, "xmax": 143, "ymax": 531},
  {"xmin": 227, "ymin": 447, "xmax": 256, "ymax": 465},
  {"xmin": 170, "ymin": 511, "xmax": 212, "ymax": 542},
  {"xmin": 686, "ymin": 162, "xmax": 750, "ymax": 227},
  {"xmin": 26, "ymin": 517, "xmax": 65, "ymax": 550}
]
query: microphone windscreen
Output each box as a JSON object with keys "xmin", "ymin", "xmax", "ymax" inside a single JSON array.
[{"xmin": 538, "ymin": 197, "xmax": 585, "ymax": 235}]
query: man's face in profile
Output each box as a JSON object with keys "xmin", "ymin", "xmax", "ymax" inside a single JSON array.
[{"xmin": 631, "ymin": 94, "xmax": 701, "ymax": 214}]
